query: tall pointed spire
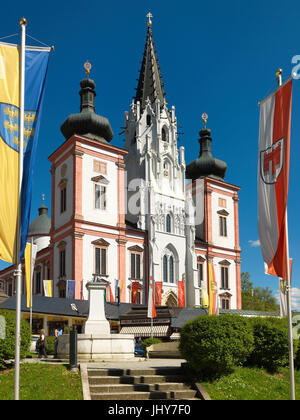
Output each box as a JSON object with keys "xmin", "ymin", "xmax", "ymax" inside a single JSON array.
[{"xmin": 135, "ymin": 14, "xmax": 166, "ymax": 109}]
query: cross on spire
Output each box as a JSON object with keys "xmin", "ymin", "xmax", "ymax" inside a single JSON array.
[{"xmin": 147, "ymin": 12, "xmax": 153, "ymax": 27}]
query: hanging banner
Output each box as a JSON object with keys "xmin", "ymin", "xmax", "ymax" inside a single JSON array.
[
  {"xmin": 0, "ymin": 42, "xmax": 50, "ymax": 263},
  {"xmin": 258, "ymin": 79, "xmax": 292, "ymax": 279}
]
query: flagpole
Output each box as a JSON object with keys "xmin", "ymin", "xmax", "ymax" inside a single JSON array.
[
  {"xmin": 285, "ymin": 213, "xmax": 295, "ymax": 400},
  {"xmin": 14, "ymin": 17, "xmax": 26, "ymax": 401},
  {"xmin": 30, "ymin": 237, "xmax": 33, "ymax": 332},
  {"xmin": 276, "ymin": 68, "xmax": 295, "ymax": 401}
]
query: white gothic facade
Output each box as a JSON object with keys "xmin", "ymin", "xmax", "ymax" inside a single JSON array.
[{"xmin": 0, "ymin": 23, "xmax": 242, "ymax": 310}]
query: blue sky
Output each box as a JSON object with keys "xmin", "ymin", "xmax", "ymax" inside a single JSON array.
[{"xmin": 1, "ymin": 0, "xmax": 300, "ymax": 308}]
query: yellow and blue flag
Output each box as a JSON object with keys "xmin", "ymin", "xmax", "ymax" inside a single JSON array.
[{"xmin": 0, "ymin": 42, "xmax": 50, "ymax": 263}]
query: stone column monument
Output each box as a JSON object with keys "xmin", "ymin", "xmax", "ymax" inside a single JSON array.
[
  {"xmin": 57, "ymin": 277, "xmax": 135, "ymax": 360},
  {"xmin": 84, "ymin": 279, "xmax": 110, "ymax": 334}
]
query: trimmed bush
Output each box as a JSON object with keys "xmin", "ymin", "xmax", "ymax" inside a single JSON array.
[
  {"xmin": 45, "ymin": 336, "xmax": 56, "ymax": 356},
  {"xmin": 0, "ymin": 309, "xmax": 31, "ymax": 369},
  {"xmin": 141, "ymin": 338, "xmax": 162, "ymax": 352},
  {"xmin": 246, "ymin": 317, "xmax": 289, "ymax": 372},
  {"xmin": 179, "ymin": 315, "xmax": 254, "ymax": 379}
]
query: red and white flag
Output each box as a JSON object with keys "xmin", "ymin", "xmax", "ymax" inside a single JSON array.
[
  {"xmin": 147, "ymin": 276, "xmax": 157, "ymax": 319},
  {"xmin": 258, "ymin": 79, "xmax": 292, "ymax": 279}
]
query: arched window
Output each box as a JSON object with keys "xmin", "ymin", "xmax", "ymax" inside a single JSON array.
[
  {"xmin": 146, "ymin": 115, "xmax": 151, "ymax": 126},
  {"xmin": 169, "ymin": 256, "xmax": 174, "ymax": 283},
  {"xmin": 162, "ymin": 126, "xmax": 168, "ymax": 142},
  {"xmin": 166, "ymin": 214, "xmax": 171, "ymax": 233},
  {"xmin": 162, "ymin": 245, "xmax": 178, "ymax": 284},
  {"xmin": 163, "ymin": 255, "xmax": 168, "ymax": 283}
]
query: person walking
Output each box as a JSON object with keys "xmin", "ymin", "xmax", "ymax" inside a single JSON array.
[
  {"xmin": 54, "ymin": 325, "xmax": 63, "ymax": 359},
  {"xmin": 37, "ymin": 329, "xmax": 48, "ymax": 359}
]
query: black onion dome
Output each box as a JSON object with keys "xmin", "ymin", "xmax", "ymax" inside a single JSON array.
[
  {"xmin": 60, "ymin": 77, "xmax": 113, "ymax": 143},
  {"xmin": 186, "ymin": 127, "xmax": 227, "ymax": 181}
]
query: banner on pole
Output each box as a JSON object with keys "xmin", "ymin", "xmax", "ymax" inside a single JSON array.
[
  {"xmin": 43, "ymin": 280, "xmax": 52, "ymax": 298},
  {"xmin": 25, "ymin": 241, "xmax": 37, "ymax": 307},
  {"xmin": 258, "ymin": 79, "xmax": 293, "ymax": 279},
  {"xmin": 147, "ymin": 276, "xmax": 156, "ymax": 319},
  {"xmin": 208, "ymin": 263, "xmax": 217, "ymax": 316},
  {"xmin": 67, "ymin": 280, "xmax": 75, "ymax": 300},
  {"xmin": 0, "ymin": 42, "xmax": 50, "ymax": 264}
]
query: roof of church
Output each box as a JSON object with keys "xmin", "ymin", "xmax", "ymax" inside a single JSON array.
[
  {"xmin": 134, "ymin": 25, "xmax": 166, "ymax": 109},
  {"xmin": 60, "ymin": 71, "xmax": 113, "ymax": 144},
  {"xmin": 186, "ymin": 127, "xmax": 227, "ymax": 181},
  {"xmin": 28, "ymin": 204, "xmax": 51, "ymax": 236}
]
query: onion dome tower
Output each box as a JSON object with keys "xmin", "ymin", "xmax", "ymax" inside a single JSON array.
[
  {"xmin": 28, "ymin": 195, "xmax": 51, "ymax": 252},
  {"xmin": 186, "ymin": 114, "xmax": 227, "ymax": 181},
  {"xmin": 28, "ymin": 199, "xmax": 51, "ymax": 237},
  {"xmin": 60, "ymin": 62, "xmax": 114, "ymax": 143}
]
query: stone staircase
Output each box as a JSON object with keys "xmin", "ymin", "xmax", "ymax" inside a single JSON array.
[{"xmin": 86, "ymin": 366, "xmax": 200, "ymax": 400}]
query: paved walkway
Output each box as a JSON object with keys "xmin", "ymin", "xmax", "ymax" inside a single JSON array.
[{"xmin": 21, "ymin": 357, "xmax": 186, "ymax": 368}]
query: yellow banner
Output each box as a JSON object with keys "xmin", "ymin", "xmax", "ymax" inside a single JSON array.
[
  {"xmin": 0, "ymin": 43, "xmax": 20, "ymax": 263},
  {"xmin": 24, "ymin": 243, "xmax": 31, "ymax": 308}
]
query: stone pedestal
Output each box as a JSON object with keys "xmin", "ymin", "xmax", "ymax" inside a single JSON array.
[
  {"xmin": 84, "ymin": 279, "xmax": 110, "ymax": 334},
  {"xmin": 57, "ymin": 278, "xmax": 135, "ymax": 360}
]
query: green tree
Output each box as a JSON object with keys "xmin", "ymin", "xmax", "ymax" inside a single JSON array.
[{"xmin": 241, "ymin": 272, "xmax": 279, "ymax": 312}]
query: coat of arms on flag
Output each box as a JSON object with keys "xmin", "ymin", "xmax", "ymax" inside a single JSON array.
[{"xmin": 260, "ymin": 137, "xmax": 284, "ymax": 184}]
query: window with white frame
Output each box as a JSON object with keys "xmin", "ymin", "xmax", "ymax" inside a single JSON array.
[
  {"xmin": 95, "ymin": 184, "xmax": 107, "ymax": 210},
  {"xmin": 92, "ymin": 175, "xmax": 109, "ymax": 210},
  {"xmin": 220, "ymin": 262, "xmax": 230, "ymax": 290},
  {"xmin": 162, "ymin": 249, "xmax": 177, "ymax": 284},
  {"xmin": 93, "ymin": 238, "xmax": 110, "ymax": 277}
]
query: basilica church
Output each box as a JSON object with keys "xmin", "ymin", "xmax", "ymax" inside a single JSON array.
[{"xmin": 0, "ymin": 20, "xmax": 242, "ymax": 311}]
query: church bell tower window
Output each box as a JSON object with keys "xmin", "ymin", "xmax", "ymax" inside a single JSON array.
[
  {"xmin": 161, "ymin": 126, "xmax": 168, "ymax": 142},
  {"xmin": 166, "ymin": 214, "xmax": 171, "ymax": 233}
]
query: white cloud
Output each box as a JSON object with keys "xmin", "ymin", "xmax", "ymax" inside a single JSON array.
[
  {"xmin": 248, "ymin": 239, "xmax": 260, "ymax": 247},
  {"xmin": 275, "ymin": 287, "xmax": 300, "ymax": 312}
]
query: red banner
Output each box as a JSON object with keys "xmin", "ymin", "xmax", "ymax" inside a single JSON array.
[
  {"xmin": 109, "ymin": 285, "xmax": 114, "ymax": 303},
  {"xmin": 155, "ymin": 282, "xmax": 162, "ymax": 306},
  {"xmin": 178, "ymin": 281, "xmax": 185, "ymax": 307},
  {"xmin": 132, "ymin": 281, "xmax": 139, "ymax": 304}
]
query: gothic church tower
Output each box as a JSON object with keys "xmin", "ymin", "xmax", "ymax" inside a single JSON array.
[{"xmin": 124, "ymin": 19, "xmax": 191, "ymax": 306}]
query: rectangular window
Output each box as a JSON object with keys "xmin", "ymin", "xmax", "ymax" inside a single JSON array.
[
  {"xmin": 197, "ymin": 263, "xmax": 203, "ymax": 288},
  {"xmin": 59, "ymin": 250, "xmax": 66, "ymax": 277},
  {"xmin": 36, "ymin": 272, "xmax": 41, "ymax": 294},
  {"xmin": 222, "ymin": 299, "xmax": 230, "ymax": 310},
  {"xmin": 60, "ymin": 187, "xmax": 67, "ymax": 213},
  {"xmin": 95, "ymin": 184, "xmax": 106, "ymax": 210},
  {"xmin": 221, "ymin": 266, "xmax": 229, "ymax": 289},
  {"xmin": 219, "ymin": 216, "xmax": 227, "ymax": 237},
  {"xmin": 95, "ymin": 247, "xmax": 107, "ymax": 276},
  {"xmin": 131, "ymin": 253, "xmax": 141, "ymax": 279},
  {"xmin": 218, "ymin": 198, "xmax": 227, "ymax": 208},
  {"xmin": 93, "ymin": 160, "xmax": 107, "ymax": 175}
]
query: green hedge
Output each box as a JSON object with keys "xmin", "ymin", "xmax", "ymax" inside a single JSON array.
[
  {"xmin": 179, "ymin": 315, "xmax": 254, "ymax": 379},
  {"xmin": 246, "ymin": 317, "xmax": 290, "ymax": 372},
  {"xmin": 179, "ymin": 315, "xmax": 296, "ymax": 379},
  {"xmin": 141, "ymin": 338, "xmax": 162, "ymax": 352},
  {"xmin": 45, "ymin": 336, "xmax": 56, "ymax": 356},
  {"xmin": 0, "ymin": 309, "xmax": 31, "ymax": 369}
]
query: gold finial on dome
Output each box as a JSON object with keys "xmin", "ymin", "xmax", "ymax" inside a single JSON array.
[
  {"xmin": 147, "ymin": 12, "xmax": 153, "ymax": 27},
  {"xmin": 84, "ymin": 61, "xmax": 92, "ymax": 77},
  {"xmin": 202, "ymin": 113, "xmax": 208, "ymax": 128}
]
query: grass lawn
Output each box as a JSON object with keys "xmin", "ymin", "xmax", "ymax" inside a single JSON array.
[
  {"xmin": 0, "ymin": 363, "xmax": 83, "ymax": 400},
  {"xmin": 201, "ymin": 366, "xmax": 300, "ymax": 400}
]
